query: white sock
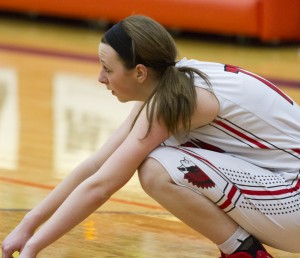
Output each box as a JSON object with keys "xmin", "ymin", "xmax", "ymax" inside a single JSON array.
[{"xmin": 217, "ymin": 227, "xmax": 250, "ymax": 254}]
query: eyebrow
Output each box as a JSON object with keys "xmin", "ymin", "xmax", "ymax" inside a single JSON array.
[
  {"xmin": 99, "ymin": 58, "xmax": 107, "ymax": 66},
  {"xmin": 99, "ymin": 59, "xmax": 111, "ymax": 70}
]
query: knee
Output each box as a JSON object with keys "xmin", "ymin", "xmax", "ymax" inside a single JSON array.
[{"xmin": 138, "ymin": 158, "xmax": 164, "ymax": 196}]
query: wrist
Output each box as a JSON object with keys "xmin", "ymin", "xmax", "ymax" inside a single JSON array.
[
  {"xmin": 20, "ymin": 211, "xmax": 42, "ymax": 235},
  {"xmin": 20, "ymin": 241, "xmax": 39, "ymax": 258}
]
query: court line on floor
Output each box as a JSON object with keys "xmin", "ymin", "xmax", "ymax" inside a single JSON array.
[
  {"xmin": 0, "ymin": 42, "xmax": 99, "ymax": 63},
  {"xmin": 0, "ymin": 42, "xmax": 300, "ymax": 89},
  {"xmin": 0, "ymin": 208, "xmax": 169, "ymax": 215},
  {"xmin": 0, "ymin": 175, "xmax": 165, "ymax": 211}
]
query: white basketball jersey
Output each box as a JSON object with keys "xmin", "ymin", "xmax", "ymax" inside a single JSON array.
[{"xmin": 168, "ymin": 58, "xmax": 300, "ymax": 173}]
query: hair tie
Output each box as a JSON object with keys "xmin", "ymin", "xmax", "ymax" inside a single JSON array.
[
  {"xmin": 104, "ymin": 22, "xmax": 133, "ymax": 63},
  {"xmin": 166, "ymin": 61, "xmax": 177, "ymax": 67}
]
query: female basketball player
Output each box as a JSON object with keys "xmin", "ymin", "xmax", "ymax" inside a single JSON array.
[{"xmin": 2, "ymin": 15, "xmax": 300, "ymax": 258}]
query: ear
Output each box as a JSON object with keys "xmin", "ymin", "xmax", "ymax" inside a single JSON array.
[{"xmin": 135, "ymin": 64, "xmax": 148, "ymax": 83}]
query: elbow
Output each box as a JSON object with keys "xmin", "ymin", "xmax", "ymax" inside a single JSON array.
[
  {"xmin": 82, "ymin": 180, "xmax": 112, "ymax": 207},
  {"xmin": 89, "ymin": 187, "xmax": 111, "ymax": 207}
]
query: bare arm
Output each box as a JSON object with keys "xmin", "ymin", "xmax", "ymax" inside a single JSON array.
[
  {"xmin": 19, "ymin": 104, "xmax": 170, "ymax": 257},
  {"xmin": 1, "ymin": 102, "xmax": 143, "ymax": 258},
  {"xmin": 24, "ymin": 102, "xmax": 143, "ymax": 226}
]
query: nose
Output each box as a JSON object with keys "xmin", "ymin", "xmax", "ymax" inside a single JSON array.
[{"xmin": 98, "ymin": 69, "xmax": 108, "ymax": 85}]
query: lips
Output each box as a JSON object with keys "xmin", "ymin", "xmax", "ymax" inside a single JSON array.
[{"xmin": 105, "ymin": 86, "xmax": 114, "ymax": 94}]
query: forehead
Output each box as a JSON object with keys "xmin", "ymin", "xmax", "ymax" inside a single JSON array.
[{"xmin": 98, "ymin": 43, "xmax": 119, "ymax": 64}]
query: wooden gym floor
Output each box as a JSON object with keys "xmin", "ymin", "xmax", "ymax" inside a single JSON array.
[{"xmin": 0, "ymin": 13, "xmax": 300, "ymax": 258}]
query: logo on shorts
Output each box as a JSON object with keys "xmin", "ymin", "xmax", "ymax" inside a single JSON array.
[{"xmin": 177, "ymin": 158, "xmax": 215, "ymax": 189}]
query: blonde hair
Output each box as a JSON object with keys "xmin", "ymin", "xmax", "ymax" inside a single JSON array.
[{"xmin": 102, "ymin": 15, "xmax": 211, "ymax": 135}]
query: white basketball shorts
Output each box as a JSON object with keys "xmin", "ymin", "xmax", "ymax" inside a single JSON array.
[{"xmin": 149, "ymin": 146, "xmax": 300, "ymax": 253}]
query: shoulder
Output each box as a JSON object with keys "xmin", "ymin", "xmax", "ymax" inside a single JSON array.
[
  {"xmin": 190, "ymin": 87, "xmax": 219, "ymax": 130},
  {"xmin": 176, "ymin": 58, "xmax": 223, "ymax": 71}
]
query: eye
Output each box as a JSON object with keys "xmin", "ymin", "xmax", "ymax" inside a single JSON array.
[
  {"xmin": 103, "ymin": 66, "xmax": 110, "ymax": 73},
  {"xmin": 99, "ymin": 60, "xmax": 110, "ymax": 73}
]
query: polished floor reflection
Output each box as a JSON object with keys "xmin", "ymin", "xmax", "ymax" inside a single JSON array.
[{"xmin": 0, "ymin": 14, "xmax": 300, "ymax": 258}]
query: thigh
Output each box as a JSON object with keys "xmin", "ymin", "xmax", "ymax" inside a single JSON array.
[{"xmin": 149, "ymin": 146, "xmax": 300, "ymax": 252}]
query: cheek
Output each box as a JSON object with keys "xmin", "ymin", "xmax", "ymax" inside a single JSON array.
[
  {"xmin": 113, "ymin": 75, "xmax": 131, "ymax": 90},
  {"xmin": 109, "ymin": 72, "xmax": 136, "ymax": 95}
]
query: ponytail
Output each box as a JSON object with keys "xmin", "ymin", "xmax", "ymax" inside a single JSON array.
[
  {"xmin": 132, "ymin": 66, "xmax": 211, "ymax": 137},
  {"xmin": 142, "ymin": 66, "xmax": 211, "ymax": 136}
]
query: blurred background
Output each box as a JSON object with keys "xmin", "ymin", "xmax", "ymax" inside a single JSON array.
[{"xmin": 0, "ymin": 0, "xmax": 300, "ymax": 257}]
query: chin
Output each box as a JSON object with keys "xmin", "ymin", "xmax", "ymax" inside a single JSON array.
[
  {"xmin": 116, "ymin": 94, "xmax": 138, "ymax": 103},
  {"xmin": 116, "ymin": 96, "xmax": 130, "ymax": 103}
]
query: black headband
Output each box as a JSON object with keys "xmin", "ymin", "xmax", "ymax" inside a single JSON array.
[{"xmin": 104, "ymin": 21, "xmax": 133, "ymax": 63}]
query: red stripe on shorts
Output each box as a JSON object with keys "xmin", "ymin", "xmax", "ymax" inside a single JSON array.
[
  {"xmin": 241, "ymin": 180, "xmax": 300, "ymax": 196},
  {"xmin": 219, "ymin": 186, "xmax": 238, "ymax": 210}
]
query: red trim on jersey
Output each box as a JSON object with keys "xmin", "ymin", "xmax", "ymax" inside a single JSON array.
[
  {"xmin": 224, "ymin": 65, "xmax": 239, "ymax": 74},
  {"xmin": 243, "ymin": 69, "xmax": 293, "ymax": 104},
  {"xmin": 292, "ymin": 149, "xmax": 300, "ymax": 154},
  {"xmin": 214, "ymin": 120, "xmax": 269, "ymax": 149},
  {"xmin": 180, "ymin": 139, "xmax": 225, "ymax": 153},
  {"xmin": 224, "ymin": 64, "xmax": 294, "ymax": 105}
]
